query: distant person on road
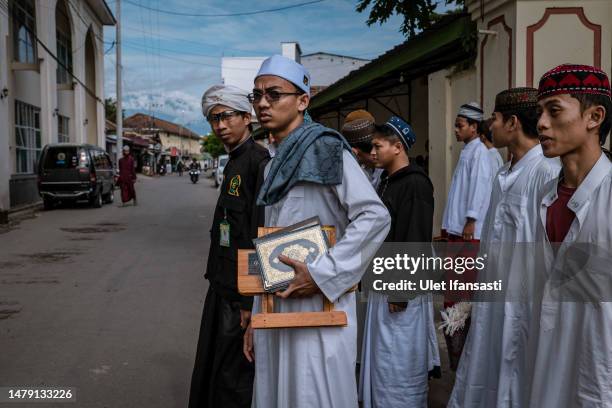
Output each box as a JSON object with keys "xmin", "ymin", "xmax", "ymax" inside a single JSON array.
[
  {"xmin": 188, "ymin": 84, "xmax": 269, "ymax": 408},
  {"xmin": 177, "ymin": 160, "xmax": 184, "ymax": 176},
  {"xmin": 189, "ymin": 158, "xmax": 201, "ymax": 171},
  {"xmin": 117, "ymin": 145, "xmax": 137, "ymax": 206}
]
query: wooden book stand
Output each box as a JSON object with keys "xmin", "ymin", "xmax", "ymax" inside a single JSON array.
[{"xmin": 237, "ymin": 226, "xmax": 348, "ymax": 329}]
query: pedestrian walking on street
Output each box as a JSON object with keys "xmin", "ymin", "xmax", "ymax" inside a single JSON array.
[
  {"xmin": 188, "ymin": 84, "xmax": 270, "ymax": 408},
  {"xmin": 118, "ymin": 145, "xmax": 137, "ymax": 206}
]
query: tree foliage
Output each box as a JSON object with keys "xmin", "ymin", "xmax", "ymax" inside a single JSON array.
[
  {"xmin": 104, "ymin": 98, "xmax": 117, "ymax": 123},
  {"xmin": 201, "ymin": 132, "xmax": 225, "ymax": 158},
  {"xmin": 104, "ymin": 98, "xmax": 125, "ymax": 123},
  {"xmin": 356, "ymin": 0, "xmax": 464, "ymax": 37}
]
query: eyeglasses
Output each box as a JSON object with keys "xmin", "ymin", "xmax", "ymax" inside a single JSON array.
[
  {"xmin": 207, "ymin": 110, "xmax": 241, "ymax": 124},
  {"xmin": 248, "ymin": 90, "xmax": 302, "ymax": 104}
]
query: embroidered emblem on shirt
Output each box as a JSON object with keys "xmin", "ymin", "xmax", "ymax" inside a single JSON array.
[{"xmin": 228, "ymin": 175, "xmax": 241, "ymax": 197}]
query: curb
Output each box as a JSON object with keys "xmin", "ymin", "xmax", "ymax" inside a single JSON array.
[{"xmin": 6, "ymin": 201, "xmax": 43, "ymax": 223}]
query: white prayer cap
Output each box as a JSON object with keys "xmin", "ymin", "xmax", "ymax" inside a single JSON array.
[
  {"xmin": 201, "ymin": 84, "xmax": 252, "ymax": 117},
  {"xmin": 255, "ymin": 55, "xmax": 311, "ymax": 96},
  {"xmin": 122, "ymin": 145, "xmax": 130, "ymax": 152},
  {"xmin": 457, "ymin": 102, "xmax": 484, "ymax": 122}
]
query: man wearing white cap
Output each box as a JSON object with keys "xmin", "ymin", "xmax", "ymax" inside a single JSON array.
[
  {"xmin": 189, "ymin": 84, "xmax": 269, "ymax": 408},
  {"xmin": 242, "ymin": 55, "xmax": 391, "ymax": 407},
  {"xmin": 440, "ymin": 102, "xmax": 494, "ymax": 371}
]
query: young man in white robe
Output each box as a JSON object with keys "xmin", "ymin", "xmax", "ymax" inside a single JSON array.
[
  {"xmin": 448, "ymin": 87, "xmax": 560, "ymax": 407},
  {"xmin": 242, "ymin": 55, "xmax": 391, "ymax": 408},
  {"xmin": 440, "ymin": 102, "xmax": 494, "ymax": 370},
  {"xmin": 525, "ymin": 64, "xmax": 612, "ymax": 408},
  {"xmin": 358, "ymin": 117, "xmax": 440, "ymax": 408}
]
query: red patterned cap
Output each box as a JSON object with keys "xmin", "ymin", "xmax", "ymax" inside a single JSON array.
[{"xmin": 538, "ymin": 64, "xmax": 611, "ymax": 100}]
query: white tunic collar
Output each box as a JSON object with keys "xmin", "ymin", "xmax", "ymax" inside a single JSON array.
[{"xmin": 541, "ymin": 152, "xmax": 612, "ymax": 213}]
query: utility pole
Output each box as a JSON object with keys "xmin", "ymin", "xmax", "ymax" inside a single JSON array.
[{"xmin": 115, "ymin": 0, "xmax": 123, "ymax": 168}]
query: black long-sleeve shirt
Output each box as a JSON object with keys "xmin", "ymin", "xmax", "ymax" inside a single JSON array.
[
  {"xmin": 205, "ymin": 138, "xmax": 270, "ymax": 309},
  {"xmin": 377, "ymin": 163, "xmax": 434, "ymax": 243}
]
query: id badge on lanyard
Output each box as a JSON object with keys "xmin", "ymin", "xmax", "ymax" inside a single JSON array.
[{"xmin": 220, "ymin": 208, "xmax": 230, "ymax": 247}]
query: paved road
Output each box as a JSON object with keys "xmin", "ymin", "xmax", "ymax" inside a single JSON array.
[
  {"xmin": 0, "ymin": 174, "xmax": 218, "ymax": 408},
  {"xmin": 0, "ymin": 172, "xmax": 454, "ymax": 407}
]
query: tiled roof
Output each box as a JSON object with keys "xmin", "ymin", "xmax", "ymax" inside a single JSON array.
[{"xmin": 123, "ymin": 113, "xmax": 201, "ymax": 140}]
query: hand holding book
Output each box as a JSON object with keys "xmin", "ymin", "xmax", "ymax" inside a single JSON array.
[{"xmin": 275, "ymin": 254, "xmax": 322, "ymax": 299}]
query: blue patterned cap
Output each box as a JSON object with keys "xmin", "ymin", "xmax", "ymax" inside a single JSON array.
[
  {"xmin": 385, "ymin": 116, "xmax": 416, "ymax": 149},
  {"xmin": 256, "ymin": 55, "xmax": 311, "ymax": 96}
]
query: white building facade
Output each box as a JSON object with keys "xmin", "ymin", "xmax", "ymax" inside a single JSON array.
[{"xmin": 0, "ymin": 0, "xmax": 114, "ymax": 220}]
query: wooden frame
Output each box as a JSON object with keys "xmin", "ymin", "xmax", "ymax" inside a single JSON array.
[{"xmin": 237, "ymin": 226, "xmax": 348, "ymax": 329}]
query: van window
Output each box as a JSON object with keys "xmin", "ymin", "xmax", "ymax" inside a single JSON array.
[
  {"xmin": 43, "ymin": 146, "xmax": 80, "ymax": 169},
  {"xmin": 92, "ymin": 150, "xmax": 102, "ymax": 169},
  {"xmin": 103, "ymin": 154, "xmax": 112, "ymax": 169},
  {"xmin": 219, "ymin": 157, "xmax": 228, "ymax": 167}
]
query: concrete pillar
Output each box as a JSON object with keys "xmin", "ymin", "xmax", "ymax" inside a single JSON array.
[
  {"xmin": 0, "ymin": 4, "xmax": 11, "ymax": 221},
  {"xmin": 72, "ymin": 4, "xmax": 85, "ymax": 144},
  {"xmin": 37, "ymin": 0, "xmax": 59, "ymax": 146},
  {"xmin": 95, "ymin": 27, "xmax": 105, "ymax": 148},
  {"xmin": 428, "ymin": 69, "xmax": 454, "ymax": 235}
]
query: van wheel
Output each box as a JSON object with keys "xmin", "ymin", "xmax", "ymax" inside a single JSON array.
[
  {"xmin": 103, "ymin": 189, "xmax": 114, "ymax": 204},
  {"xmin": 43, "ymin": 197, "xmax": 54, "ymax": 210},
  {"xmin": 90, "ymin": 192, "xmax": 102, "ymax": 208}
]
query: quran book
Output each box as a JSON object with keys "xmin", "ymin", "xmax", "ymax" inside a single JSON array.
[{"xmin": 254, "ymin": 218, "xmax": 329, "ymax": 292}]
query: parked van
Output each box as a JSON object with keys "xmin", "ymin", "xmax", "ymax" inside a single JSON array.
[
  {"xmin": 37, "ymin": 144, "xmax": 115, "ymax": 209},
  {"xmin": 214, "ymin": 154, "xmax": 229, "ymax": 187}
]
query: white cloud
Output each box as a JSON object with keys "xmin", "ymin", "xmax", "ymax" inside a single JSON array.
[{"xmin": 103, "ymin": 0, "xmax": 410, "ymax": 124}]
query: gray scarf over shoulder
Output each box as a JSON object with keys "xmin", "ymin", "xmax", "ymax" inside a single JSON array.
[{"xmin": 256, "ymin": 119, "xmax": 351, "ymax": 206}]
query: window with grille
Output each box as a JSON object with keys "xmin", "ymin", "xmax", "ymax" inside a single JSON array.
[
  {"xmin": 56, "ymin": 5, "xmax": 72, "ymax": 84},
  {"xmin": 11, "ymin": 0, "xmax": 37, "ymax": 64},
  {"xmin": 58, "ymin": 115, "xmax": 70, "ymax": 143},
  {"xmin": 56, "ymin": 30, "xmax": 73, "ymax": 84},
  {"xmin": 15, "ymin": 100, "xmax": 42, "ymax": 174}
]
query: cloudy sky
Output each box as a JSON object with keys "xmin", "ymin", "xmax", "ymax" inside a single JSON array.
[{"xmin": 103, "ymin": 0, "xmax": 418, "ymax": 134}]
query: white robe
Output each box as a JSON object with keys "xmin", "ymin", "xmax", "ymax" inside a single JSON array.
[
  {"xmin": 448, "ymin": 144, "xmax": 560, "ymax": 408},
  {"xmin": 252, "ymin": 149, "xmax": 391, "ymax": 408},
  {"xmin": 488, "ymin": 147, "xmax": 504, "ymax": 175},
  {"xmin": 359, "ymin": 292, "xmax": 440, "ymax": 408},
  {"xmin": 442, "ymin": 138, "xmax": 494, "ymax": 239},
  {"xmin": 526, "ymin": 153, "xmax": 612, "ymax": 408},
  {"xmin": 364, "ymin": 167, "xmax": 384, "ymax": 191}
]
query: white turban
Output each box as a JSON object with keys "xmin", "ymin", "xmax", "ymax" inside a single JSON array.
[
  {"xmin": 457, "ymin": 102, "xmax": 484, "ymax": 122},
  {"xmin": 201, "ymin": 84, "xmax": 252, "ymax": 117}
]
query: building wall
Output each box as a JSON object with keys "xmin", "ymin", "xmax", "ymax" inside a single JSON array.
[
  {"xmin": 159, "ymin": 132, "xmax": 201, "ymax": 156},
  {"xmin": 428, "ymin": 66, "xmax": 477, "ymax": 235},
  {"xmin": 222, "ymin": 57, "xmax": 266, "ymax": 93},
  {"xmin": 301, "ymin": 54, "xmax": 369, "ymax": 87},
  {"xmin": 474, "ymin": 0, "xmax": 612, "ymax": 149},
  {"xmin": 1, "ymin": 0, "xmax": 108, "ymax": 212}
]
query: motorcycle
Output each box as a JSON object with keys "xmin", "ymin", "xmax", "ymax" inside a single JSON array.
[{"xmin": 189, "ymin": 169, "xmax": 200, "ymax": 184}]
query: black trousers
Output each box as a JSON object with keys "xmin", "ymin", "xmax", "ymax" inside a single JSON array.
[{"xmin": 188, "ymin": 288, "xmax": 254, "ymax": 408}]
